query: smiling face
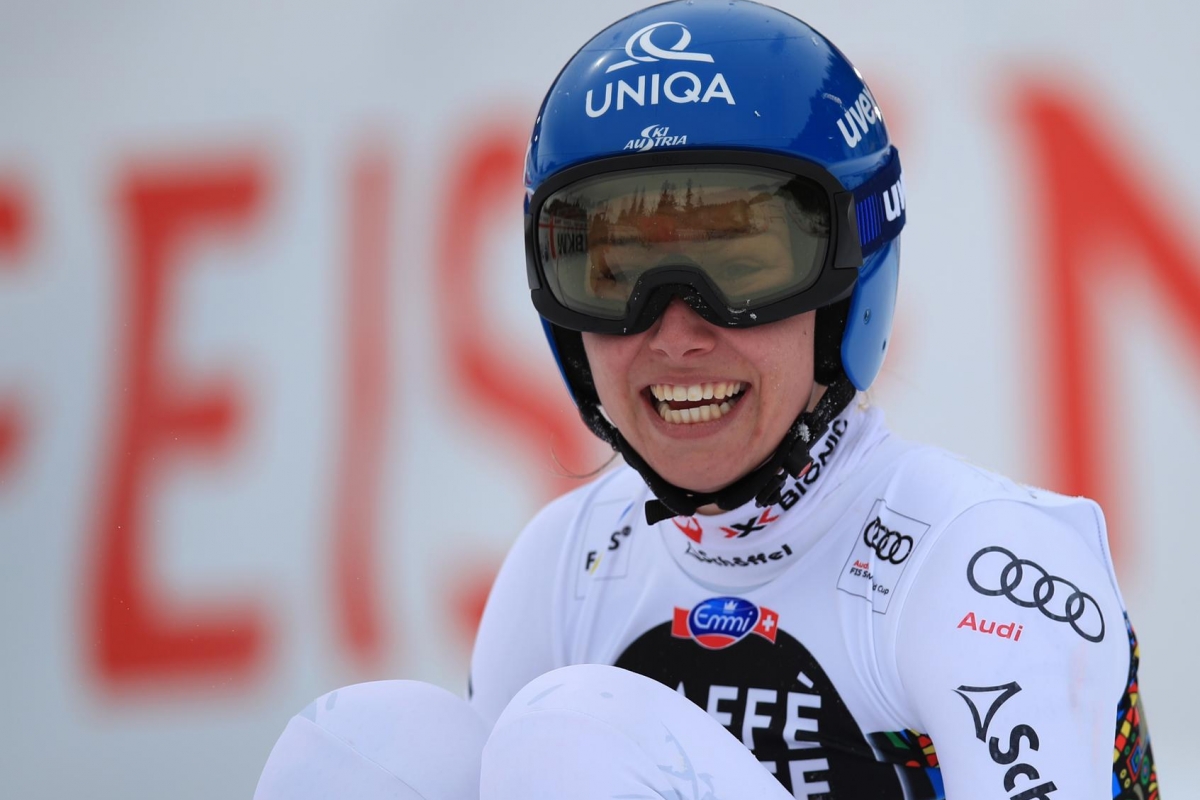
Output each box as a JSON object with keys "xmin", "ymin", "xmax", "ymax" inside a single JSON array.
[{"xmin": 582, "ymin": 301, "xmax": 817, "ymax": 497}]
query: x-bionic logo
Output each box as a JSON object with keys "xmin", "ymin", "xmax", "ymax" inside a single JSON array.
[
  {"xmin": 721, "ymin": 507, "xmax": 779, "ymax": 539},
  {"xmin": 953, "ymin": 682, "xmax": 1058, "ymax": 799}
]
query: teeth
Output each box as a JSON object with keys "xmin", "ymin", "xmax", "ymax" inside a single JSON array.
[
  {"xmin": 650, "ymin": 381, "xmax": 746, "ymax": 405},
  {"xmin": 654, "ymin": 391, "xmax": 744, "ymax": 425}
]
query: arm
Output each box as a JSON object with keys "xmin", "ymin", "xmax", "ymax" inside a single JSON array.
[
  {"xmin": 892, "ymin": 500, "xmax": 1138, "ymax": 799},
  {"xmin": 468, "ymin": 489, "xmax": 582, "ymax": 728}
]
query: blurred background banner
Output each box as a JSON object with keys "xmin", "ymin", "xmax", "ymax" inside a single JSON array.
[{"xmin": 0, "ymin": 1, "xmax": 1196, "ymax": 796}]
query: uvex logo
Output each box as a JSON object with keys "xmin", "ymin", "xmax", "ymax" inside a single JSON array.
[
  {"xmin": 883, "ymin": 177, "xmax": 906, "ymax": 222},
  {"xmin": 954, "ymin": 683, "xmax": 1057, "ymax": 800},
  {"xmin": 836, "ymin": 89, "xmax": 881, "ymax": 149}
]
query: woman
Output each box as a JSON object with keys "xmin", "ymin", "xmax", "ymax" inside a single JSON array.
[{"xmin": 256, "ymin": 2, "xmax": 1157, "ymax": 797}]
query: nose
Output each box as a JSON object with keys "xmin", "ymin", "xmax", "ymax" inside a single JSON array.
[{"xmin": 646, "ymin": 298, "xmax": 718, "ymax": 360}]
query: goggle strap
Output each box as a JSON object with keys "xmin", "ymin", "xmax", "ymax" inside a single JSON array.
[{"xmin": 853, "ymin": 149, "xmax": 906, "ymax": 258}]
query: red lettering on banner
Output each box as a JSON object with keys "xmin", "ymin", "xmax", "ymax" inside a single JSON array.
[
  {"xmin": 0, "ymin": 181, "xmax": 31, "ymax": 481},
  {"xmin": 435, "ymin": 126, "xmax": 605, "ymax": 643},
  {"xmin": 91, "ymin": 158, "xmax": 269, "ymax": 687},
  {"xmin": 331, "ymin": 148, "xmax": 391, "ymax": 667},
  {"xmin": 0, "ymin": 181, "xmax": 31, "ymax": 263},
  {"xmin": 434, "ymin": 127, "xmax": 600, "ymax": 498},
  {"xmin": 1017, "ymin": 87, "xmax": 1200, "ymax": 567},
  {"xmin": 0, "ymin": 395, "xmax": 21, "ymax": 485}
]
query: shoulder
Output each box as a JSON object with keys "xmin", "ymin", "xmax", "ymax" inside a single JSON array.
[
  {"xmin": 867, "ymin": 445, "xmax": 1116, "ymax": 580},
  {"xmin": 506, "ymin": 464, "xmax": 647, "ymax": 570},
  {"xmin": 880, "ymin": 452, "xmax": 1130, "ymax": 701},
  {"xmin": 867, "ymin": 455, "xmax": 1134, "ymax": 795},
  {"xmin": 883, "ymin": 447, "xmax": 1118, "ymax": 593}
]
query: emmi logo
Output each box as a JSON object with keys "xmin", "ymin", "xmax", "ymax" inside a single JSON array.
[
  {"xmin": 837, "ymin": 89, "xmax": 882, "ymax": 149},
  {"xmin": 624, "ymin": 124, "xmax": 687, "ymax": 152},
  {"xmin": 883, "ymin": 177, "xmax": 906, "ymax": 222}
]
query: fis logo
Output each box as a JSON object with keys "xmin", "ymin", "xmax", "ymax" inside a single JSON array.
[{"xmin": 671, "ymin": 596, "xmax": 779, "ymax": 650}]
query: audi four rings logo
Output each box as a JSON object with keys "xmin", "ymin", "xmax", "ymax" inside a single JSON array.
[
  {"xmin": 966, "ymin": 546, "xmax": 1105, "ymax": 643},
  {"xmin": 606, "ymin": 22, "xmax": 715, "ymax": 73},
  {"xmin": 862, "ymin": 517, "xmax": 913, "ymax": 564}
]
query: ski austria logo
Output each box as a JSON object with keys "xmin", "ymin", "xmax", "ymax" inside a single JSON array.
[
  {"xmin": 624, "ymin": 123, "xmax": 688, "ymax": 152},
  {"xmin": 836, "ymin": 499, "xmax": 930, "ymax": 614},
  {"xmin": 587, "ymin": 22, "xmax": 735, "ymax": 118},
  {"xmin": 671, "ymin": 596, "xmax": 779, "ymax": 650}
]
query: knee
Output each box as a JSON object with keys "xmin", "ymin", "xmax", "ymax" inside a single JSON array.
[
  {"xmin": 495, "ymin": 664, "xmax": 695, "ymax": 748},
  {"xmin": 255, "ymin": 680, "xmax": 488, "ymax": 800}
]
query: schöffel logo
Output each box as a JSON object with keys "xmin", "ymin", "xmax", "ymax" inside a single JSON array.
[
  {"xmin": 586, "ymin": 21, "xmax": 735, "ymax": 118},
  {"xmin": 671, "ymin": 596, "xmax": 779, "ymax": 650},
  {"xmin": 954, "ymin": 682, "xmax": 1057, "ymax": 799}
]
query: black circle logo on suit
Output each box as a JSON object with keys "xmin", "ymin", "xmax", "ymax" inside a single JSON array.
[
  {"xmin": 966, "ymin": 545, "xmax": 1105, "ymax": 643},
  {"xmin": 862, "ymin": 517, "xmax": 913, "ymax": 564}
]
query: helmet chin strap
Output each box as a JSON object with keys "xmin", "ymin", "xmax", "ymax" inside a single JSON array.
[{"xmin": 578, "ymin": 377, "xmax": 858, "ymax": 525}]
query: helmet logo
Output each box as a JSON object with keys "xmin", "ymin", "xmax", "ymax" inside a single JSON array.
[
  {"xmin": 606, "ymin": 22, "xmax": 715, "ymax": 72},
  {"xmin": 585, "ymin": 23, "xmax": 734, "ymax": 119},
  {"xmin": 883, "ymin": 176, "xmax": 906, "ymax": 222},
  {"xmin": 836, "ymin": 89, "xmax": 882, "ymax": 149},
  {"xmin": 623, "ymin": 123, "xmax": 687, "ymax": 152}
]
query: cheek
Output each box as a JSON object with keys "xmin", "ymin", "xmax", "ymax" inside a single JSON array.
[
  {"xmin": 755, "ymin": 315, "xmax": 816, "ymax": 404},
  {"xmin": 581, "ymin": 332, "xmax": 635, "ymax": 406}
]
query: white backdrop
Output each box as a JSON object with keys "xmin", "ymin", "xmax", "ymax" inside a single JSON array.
[{"xmin": 0, "ymin": 1, "xmax": 1196, "ymax": 797}]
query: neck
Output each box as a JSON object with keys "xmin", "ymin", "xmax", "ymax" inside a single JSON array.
[{"xmin": 694, "ymin": 383, "xmax": 830, "ymax": 516}]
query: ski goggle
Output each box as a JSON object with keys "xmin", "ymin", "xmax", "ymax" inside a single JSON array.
[{"xmin": 526, "ymin": 148, "xmax": 904, "ymax": 334}]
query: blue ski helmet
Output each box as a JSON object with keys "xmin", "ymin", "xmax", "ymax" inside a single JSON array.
[{"xmin": 524, "ymin": 0, "xmax": 905, "ymax": 521}]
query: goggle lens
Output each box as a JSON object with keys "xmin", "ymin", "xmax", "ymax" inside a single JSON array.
[{"xmin": 536, "ymin": 166, "xmax": 831, "ymax": 320}]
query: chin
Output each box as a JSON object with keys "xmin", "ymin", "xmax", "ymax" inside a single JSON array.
[{"xmin": 652, "ymin": 464, "xmax": 748, "ymax": 496}]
